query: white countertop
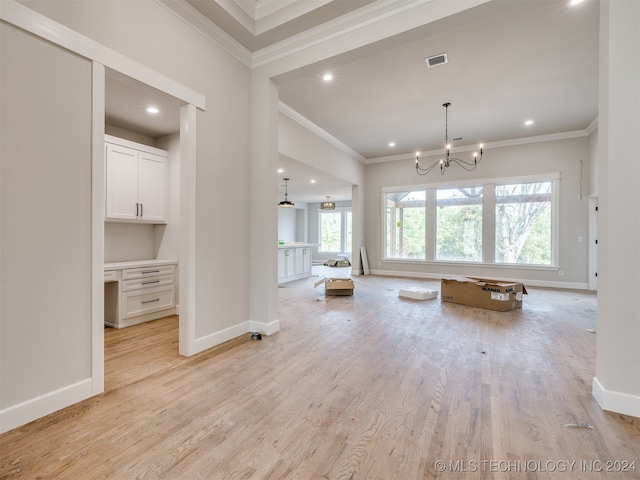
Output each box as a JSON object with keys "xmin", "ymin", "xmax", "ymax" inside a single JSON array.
[
  {"xmin": 105, "ymin": 259, "xmax": 178, "ymax": 271},
  {"xmin": 277, "ymin": 243, "xmax": 315, "ymax": 248}
]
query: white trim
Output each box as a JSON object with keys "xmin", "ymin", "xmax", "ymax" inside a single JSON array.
[
  {"xmin": 179, "ymin": 104, "xmax": 198, "ymax": 356},
  {"xmin": 592, "ymin": 377, "xmax": 640, "ymax": 418},
  {"xmin": 365, "ymin": 130, "xmax": 591, "ymax": 165},
  {"xmin": 380, "ymin": 172, "xmax": 561, "ymax": 192},
  {"xmin": 586, "ymin": 117, "xmax": 598, "ymax": 135},
  {"xmin": 193, "ymin": 322, "xmax": 246, "ymax": 351},
  {"xmin": 249, "ymin": 319, "xmax": 281, "ymax": 336},
  {"xmin": 279, "ymin": 102, "xmax": 366, "ymax": 163},
  {"xmin": 0, "ymin": 379, "xmax": 93, "ymax": 434},
  {"xmin": 252, "ymin": 0, "xmax": 436, "ymax": 67},
  {"xmin": 91, "ymin": 62, "xmax": 106, "ymax": 396},
  {"xmin": 369, "ymin": 269, "xmax": 588, "ymax": 290},
  {"xmin": 1, "ymin": 0, "xmax": 206, "ymax": 110},
  {"xmin": 155, "ymin": 0, "xmax": 252, "ymax": 68}
]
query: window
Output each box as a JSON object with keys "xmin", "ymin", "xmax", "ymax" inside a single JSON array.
[
  {"xmin": 495, "ymin": 181, "xmax": 552, "ymax": 265},
  {"xmin": 384, "ymin": 190, "xmax": 426, "ymax": 259},
  {"xmin": 382, "ymin": 174, "xmax": 558, "ymax": 267},
  {"xmin": 436, "ymin": 187, "xmax": 483, "ymax": 262},
  {"xmin": 319, "ymin": 209, "xmax": 352, "ymax": 253}
]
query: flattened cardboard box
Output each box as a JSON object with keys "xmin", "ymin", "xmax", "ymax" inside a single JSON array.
[
  {"xmin": 441, "ymin": 276, "xmax": 527, "ymax": 311},
  {"xmin": 314, "ymin": 277, "xmax": 355, "ymax": 296}
]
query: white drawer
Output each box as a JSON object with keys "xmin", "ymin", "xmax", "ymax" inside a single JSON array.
[
  {"xmin": 121, "ymin": 274, "xmax": 174, "ymax": 292},
  {"xmin": 121, "ymin": 285, "xmax": 175, "ymax": 319},
  {"xmin": 121, "ymin": 264, "xmax": 175, "ymax": 280},
  {"xmin": 104, "ymin": 270, "xmax": 118, "ymax": 282}
]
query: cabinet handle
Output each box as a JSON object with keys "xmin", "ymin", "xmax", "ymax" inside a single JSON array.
[
  {"xmin": 142, "ymin": 280, "xmax": 160, "ymax": 285},
  {"xmin": 140, "ymin": 203, "xmax": 143, "ymax": 218},
  {"xmin": 142, "ymin": 298, "xmax": 160, "ymax": 304},
  {"xmin": 136, "ymin": 203, "xmax": 139, "ymax": 217},
  {"xmin": 141, "ymin": 270, "xmax": 160, "ymax": 274}
]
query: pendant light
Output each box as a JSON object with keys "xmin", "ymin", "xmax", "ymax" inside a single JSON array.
[
  {"xmin": 321, "ymin": 196, "xmax": 335, "ymax": 210},
  {"xmin": 278, "ymin": 178, "xmax": 295, "ymax": 207}
]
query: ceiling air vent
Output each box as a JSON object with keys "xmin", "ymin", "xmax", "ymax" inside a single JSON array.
[{"xmin": 426, "ymin": 53, "xmax": 448, "ymax": 68}]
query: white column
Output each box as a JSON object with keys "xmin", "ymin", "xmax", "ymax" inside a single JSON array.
[
  {"xmin": 249, "ymin": 71, "xmax": 280, "ymax": 334},
  {"xmin": 593, "ymin": 0, "xmax": 640, "ymax": 418}
]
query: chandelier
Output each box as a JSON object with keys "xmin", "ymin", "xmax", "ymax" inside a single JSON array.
[
  {"xmin": 415, "ymin": 102, "xmax": 484, "ymax": 176},
  {"xmin": 321, "ymin": 196, "xmax": 335, "ymax": 210}
]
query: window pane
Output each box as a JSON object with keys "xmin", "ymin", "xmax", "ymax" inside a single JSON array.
[
  {"xmin": 345, "ymin": 211, "xmax": 352, "ymax": 253},
  {"xmin": 436, "ymin": 187, "xmax": 483, "ymax": 262},
  {"xmin": 385, "ymin": 191, "xmax": 426, "ymax": 259},
  {"xmin": 319, "ymin": 211, "xmax": 341, "ymax": 252},
  {"xmin": 495, "ymin": 182, "xmax": 552, "ymax": 265}
]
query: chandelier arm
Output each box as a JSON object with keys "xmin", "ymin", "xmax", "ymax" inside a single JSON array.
[
  {"xmin": 415, "ymin": 156, "xmax": 443, "ymax": 176},
  {"xmin": 449, "ymin": 157, "xmax": 482, "ymax": 171}
]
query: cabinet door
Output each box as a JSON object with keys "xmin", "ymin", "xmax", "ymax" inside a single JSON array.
[
  {"xmin": 277, "ymin": 249, "xmax": 287, "ymax": 279},
  {"xmin": 138, "ymin": 152, "xmax": 167, "ymax": 223},
  {"xmin": 105, "ymin": 144, "xmax": 138, "ymax": 220},
  {"xmin": 294, "ymin": 248, "xmax": 304, "ymax": 275}
]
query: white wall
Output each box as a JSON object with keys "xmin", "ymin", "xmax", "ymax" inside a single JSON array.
[
  {"xmin": 1, "ymin": 0, "xmax": 252, "ymax": 431},
  {"xmin": 277, "ymin": 207, "xmax": 297, "ymax": 243},
  {"xmin": 17, "ymin": 0, "xmax": 252, "ymax": 338},
  {"xmin": 1, "ymin": 22, "xmax": 93, "ymax": 415},
  {"xmin": 593, "ymin": 0, "xmax": 640, "ymax": 418},
  {"xmin": 364, "ymin": 136, "xmax": 591, "ymax": 288}
]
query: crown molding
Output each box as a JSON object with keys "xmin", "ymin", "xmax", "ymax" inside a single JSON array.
[
  {"xmin": 252, "ymin": 0, "xmax": 430, "ymax": 67},
  {"xmin": 155, "ymin": 0, "xmax": 252, "ymax": 68},
  {"xmin": 279, "ymin": 102, "xmax": 366, "ymax": 163},
  {"xmin": 364, "ymin": 130, "xmax": 591, "ymax": 165},
  {"xmin": 586, "ymin": 117, "xmax": 598, "ymax": 135}
]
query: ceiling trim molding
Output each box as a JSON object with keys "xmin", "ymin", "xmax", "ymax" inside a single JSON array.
[
  {"xmin": 586, "ymin": 117, "xmax": 598, "ymax": 135},
  {"xmin": 279, "ymin": 102, "xmax": 366, "ymax": 163},
  {"xmin": 155, "ymin": 0, "xmax": 252, "ymax": 68},
  {"xmin": 252, "ymin": 0, "xmax": 432, "ymax": 68},
  {"xmin": 364, "ymin": 130, "xmax": 592, "ymax": 165},
  {"xmin": 255, "ymin": 0, "xmax": 333, "ymax": 35}
]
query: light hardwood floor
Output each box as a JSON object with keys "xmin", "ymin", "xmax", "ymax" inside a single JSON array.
[{"xmin": 1, "ymin": 268, "xmax": 639, "ymax": 479}]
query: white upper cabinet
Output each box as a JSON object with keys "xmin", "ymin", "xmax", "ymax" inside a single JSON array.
[{"xmin": 105, "ymin": 136, "xmax": 167, "ymax": 224}]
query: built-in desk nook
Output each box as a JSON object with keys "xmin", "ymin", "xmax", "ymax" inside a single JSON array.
[{"xmin": 104, "ymin": 259, "xmax": 177, "ymax": 328}]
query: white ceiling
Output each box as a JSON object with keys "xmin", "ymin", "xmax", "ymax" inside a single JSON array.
[{"xmin": 105, "ymin": 0, "xmax": 599, "ymax": 205}]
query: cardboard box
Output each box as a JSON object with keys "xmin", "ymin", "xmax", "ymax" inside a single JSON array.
[
  {"xmin": 441, "ymin": 276, "xmax": 527, "ymax": 311},
  {"xmin": 314, "ymin": 277, "xmax": 355, "ymax": 296},
  {"xmin": 398, "ymin": 287, "xmax": 438, "ymax": 301}
]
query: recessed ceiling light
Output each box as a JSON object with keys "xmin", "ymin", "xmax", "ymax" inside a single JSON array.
[
  {"xmin": 569, "ymin": 0, "xmax": 585, "ymax": 6},
  {"xmin": 388, "ymin": 142, "xmax": 396, "ymax": 147},
  {"xmin": 322, "ymin": 73, "xmax": 333, "ymax": 82},
  {"xmin": 146, "ymin": 106, "xmax": 159, "ymax": 114},
  {"xmin": 310, "ymin": 179, "xmax": 317, "ymax": 183},
  {"xmin": 277, "ymin": 168, "xmax": 284, "ymax": 173},
  {"xmin": 524, "ymin": 119, "xmax": 534, "ymax": 126}
]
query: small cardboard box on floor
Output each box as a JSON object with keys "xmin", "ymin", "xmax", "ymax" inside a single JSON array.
[
  {"xmin": 314, "ymin": 277, "xmax": 355, "ymax": 296},
  {"xmin": 441, "ymin": 276, "xmax": 527, "ymax": 311}
]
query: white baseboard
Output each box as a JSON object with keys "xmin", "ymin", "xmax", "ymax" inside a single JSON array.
[
  {"xmin": 193, "ymin": 321, "xmax": 251, "ymax": 352},
  {"xmin": 250, "ymin": 319, "xmax": 280, "ymax": 336},
  {"xmin": 592, "ymin": 376, "xmax": 640, "ymax": 418},
  {"xmin": 0, "ymin": 378, "xmax": 94, "ymax": 434},
  {"xmin": 192, "ymin": 319, "xmax": 281, "ymax": 354},
  {"xmin": 369, "ymin": 269, "xmax": 589, "ymax": 290}
]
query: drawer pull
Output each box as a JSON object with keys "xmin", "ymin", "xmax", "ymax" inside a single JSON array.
[
  {"xmin": 141, "ymin": 280, "xmax": 160, "ymax": 285},
  {"xmin": 142, "ymin": 298, "xmax": 160, "ymax": 304},
  {"xmin": 141, "ymin": 270, "xmax": 160, "ymax": 274}
]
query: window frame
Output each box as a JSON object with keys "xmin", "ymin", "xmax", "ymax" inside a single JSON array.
[
  {"xmin": 380, "ymin": 173, "xmax": 560, "ymax": 268},
  {"xmin": 317, "ymin": 207, "xmax": 352, "ymax": 254}
]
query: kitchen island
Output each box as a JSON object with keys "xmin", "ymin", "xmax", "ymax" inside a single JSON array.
[{"xmin": 278, "ymin": 244, "xmax": 314, "ymax": 284}]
